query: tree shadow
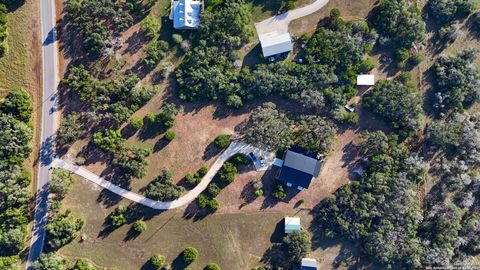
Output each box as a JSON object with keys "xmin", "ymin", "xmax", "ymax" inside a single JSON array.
[
  {"xmin": 182, "ymin": 200, "xmax": 213, "ymax": 221},
  {"xmin": 260, "ymin": 244, "xmax": 289, "ymax": 269},
  {"xmin": 96, "ymin": 189, "xmax": 123, "ymax": 208},
  {"xmin": 3, "ymin": 0, "xmax": 25, "ymax": 12},
  {"xmin": 202, "ymin": 141, "xmax": 222, "ymax": 161},
  {"xmin": 242, "ymin": 43, "xmax": 263, "ymax": 68},
  {"xmin": 124, "ymin": 30, "xmax": 148, "ymax": 56},
  {"xmin": 239, "ymin": 181, "xmax": 258, "ymax": 208},
  {"xmin": 153, "ymin": 138, "xmax": 170, "ymax": 152},
  {"xmin": 138, "ymin": 122, "xmax": 168, "ymax": 141},
  {"xmin": 171, "ymin": 251, "xmax": 190, "ymax": 270}
]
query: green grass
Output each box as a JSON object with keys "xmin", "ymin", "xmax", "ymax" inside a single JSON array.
[{"xmin": 0, "ymin": 0, "xmax": 38, "ymax": 95}]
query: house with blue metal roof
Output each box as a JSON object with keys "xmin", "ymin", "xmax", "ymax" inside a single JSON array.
[
  {"xmin": 275, "ymin": 148, "xmax": 322, "ymax": 190},
  {"xmin": 169, "ymin": 0, "xmax": 202, "ymax": 29}
]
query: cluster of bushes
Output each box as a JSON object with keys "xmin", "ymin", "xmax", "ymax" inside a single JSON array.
[
  {"xmin": 145, "ymin": 169, "xmax": 185, "ymax": 201},
  {"xmin": 240, "ymin": 103, "xmax": 337, "ymax": 153},
  {"xmin": 0, "ymin": 89, "xmax": 33, "ymax": 266},
  {"xmin": 45, "ymin": 209, "xmax": 84, "ymax": 250},
  {"xmin": 144, "ymin": 38, "xmax": 169, "ymax": 68},
  {"xmin": 0, "ymin": 4, "xmax": 7, "ymax": 56},
  {"xmin": 184, "ymin": 166, "xmax": 209, "ymax": 186},
  {"xmin": 93, "ymin": 129, "xmax": 153, "ymax": 180},
  {"xmin": 32, "ymin": 253, "xmax": 104, "ymax": 270},
  {"xmin": 64, "ymin": 0, "xmax": 135, "ymax": 57},
  {"xmin": 61, "ymin": 65, "xmax": 157, "ymax": 129},
  {"xmin": 363, "ymin": 73, "xmax": 424, "ymax": 137},
  {"xmin": 196, "ymin": 159, "xmax": 242, "ymax": 211},
  {"xmin": 431, "ymin": 49, "xmax": 480, "ymax": 113}
]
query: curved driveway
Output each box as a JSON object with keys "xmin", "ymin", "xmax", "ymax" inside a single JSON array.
[
  {"xmin": 52, "ymin": 142, "xmax": 275, "ymax": 210},
  {"xmin": 255, "ymin": 0, "xmax": 330, "ymax": 35}
]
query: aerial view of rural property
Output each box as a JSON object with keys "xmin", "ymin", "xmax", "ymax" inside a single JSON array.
[{"xmin": 1, "ymin": 0, "xmax": 480, "ymax": 269}]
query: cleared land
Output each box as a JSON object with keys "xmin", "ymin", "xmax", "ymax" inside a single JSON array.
[{"xmin": 59, "ymin": 176, "xmax": 373, "ymax": 270}]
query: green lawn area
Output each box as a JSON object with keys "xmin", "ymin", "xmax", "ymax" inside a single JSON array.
[{"xmin": 0, "ymin": 0, "xmax": 39, "ymax": 95}]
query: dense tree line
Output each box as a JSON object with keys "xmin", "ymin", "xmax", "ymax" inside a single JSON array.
[
  {"xmin": 363, "ymin": 74, "xmax": 424, "ymax": 137},
  {"xmin": 370, "ymin": 0, "xmax": 425, "ymax": 54},
  {"xmin": 316, "ymin": 131, "xmax": 426, "ymax": 268},
  {"xmin": 0, "ymin": 3, "xmax": 7, "ymax": 56},
  {"xmin": 239, "ymin": 103, "xmax": 337, "ymax": 153},
  {"xmin": 432, "ymin": 49, "xmax": 480, "ymax": 113},
  {"xmin": 0, "ymin": 89, "xmax": 33, "ymax": 267}
]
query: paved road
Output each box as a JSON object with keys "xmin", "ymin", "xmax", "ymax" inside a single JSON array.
[
  {"xmin": 26, "ymin": 0, "xmax": 59, "ymax": 268},
  {"xmin": 52, "ymin": 142, "xmax": 275, "ymax": 210},
  {"xmin": 255, "ymin": 0, "xmax": 330, "ymax": 35}
]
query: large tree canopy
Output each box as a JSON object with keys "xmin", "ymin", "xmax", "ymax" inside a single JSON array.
[
  {"xmin": 363, "ymin": 75, "xmax": 424, "ymax": 137},
  {"xmin": 370, "ymin": 0, "xmax": 426, "ymax": 50}
]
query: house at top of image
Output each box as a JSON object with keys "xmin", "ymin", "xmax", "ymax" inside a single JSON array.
[
  {"xmin": 274, "ymin": 147, "xmax": 322, "ymax": 190},
  {"xmin": 170, "ymin": 0, "xmax": 202, "ymax": 29},
  {"xmin": 259, "ymin": 31, "xmax": 293, "ymax": 62}
]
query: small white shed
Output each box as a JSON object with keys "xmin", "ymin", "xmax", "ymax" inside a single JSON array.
[
  {"xmin": 356, "ymin": 74, "xmax": 375, "ymax": 86},
  {"xmin": 284, "ymin": 216, "xmax": 301, "ymax": 234}
]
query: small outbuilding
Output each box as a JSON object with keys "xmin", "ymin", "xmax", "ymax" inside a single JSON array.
[
  {"xmin": 356, "ymin": 74, "xmax": 375, "ymax": 86},
  {"xmin": 284, "ymin": 217, "xmax": 301, "ymax": 234},
  {"xmin": 170, "ymin": 0, "xmax": 201, "ymax": 29},
  {"xmin": 259, "ymin": 31, "xmax": 293, "ymax": 61},
  {"xmin": 301, "ymin": 258, "xmax": 318, "ymax": 270}
]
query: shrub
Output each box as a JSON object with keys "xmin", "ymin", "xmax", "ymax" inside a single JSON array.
[
  {"xmin": 172, "ymin": 34, "xmax": 183, "ymax": 44},
  {"xmin": 151, "ymin": 254, "xmax": 166, "ymax": 269},
  {"xmin": 133, "ymin": 220, "xmax": 147, "ymax": 233},
  {"xmin": 198, "ymin": 166, "xmax": 209, "ymax": 176},
  {"xmin": 272, "ymin": 185, "xmax": 287, "ymax": 200},
  {"xmin": 198, "ymin": 194, "xmax": 210, "ymax": 208},
  {"xmin": 214, "ymin": 134, "xmax": 231, "ymax": 149},
  {"xmin": 208, "ymin": 199, "xmax": 219, "ymax": 211},
  {"xmin": 140, "ymin": 15, "xmax": 161, "ymax": 39},
  {"xmin": 232, "ymin": 154, "xmax": 249, "ymax": 165},
  {"xmin": 226, "ymin": 94, "xmax": 243, "ymax": 109},
  {"xmin": 70, "ymin": 259, "xmax": 97, "ymax": 270},
  {"xmin": 283, "ymin": 231, "xmax": 312, "ymax": 263},
  {"xmin": 205, "ymin": 263, "xmax": 220, "ymax": 270},
  {"xmin": 408, "ymin": 53, "xmax": 425, "ymax": 66},
  {"xmin": 218, "ymin": 162, "xmax": 237, "ymax": 183},
  {"xmin": 110, "ymin": 205, "xmax": 128, "ymax": 227},
  {"xmin": 49, "ymin": 168, "xmax": 75, "ymax": 197},
  {"xmin": 183, "ymin": 247, "xmax": 198, "ymax": 264},
  {"xmin": 185, "ymin": 173, "xmax": 200, "ymax": 185},
  {"xmin": 31, "ymin": 253, "xmax": 66, "ymax": 270},
  {"xmin": 359, "ymin": 57, "xmax": 375, "ymax": 72},
  {"xmin": 207, "ymin": 183, "xmax": 221, "ymax": 197},
  {"xmin": 164, "ymin": 130, "xmax": 176, "ymax": 141},
  {"xmin": 254, "ymin": 189, "xmax": 264, "ymax": 197},
  {"xmin": 130, "ymin": 116, "xmax": 144, "ymax": 130}
]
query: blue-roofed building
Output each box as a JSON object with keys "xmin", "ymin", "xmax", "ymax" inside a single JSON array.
[
  {"xmin": 275, "ymin": 148, "xmax": 322, "ymax": 190},
  {"xmin": 169, "ymin": 0, "xmax": 202, "ymax": 29}
]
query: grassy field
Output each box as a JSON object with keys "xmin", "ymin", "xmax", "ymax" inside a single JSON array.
[{"xmin": 58, "ymin": 176, "xmax": 373, "ymax": 270}]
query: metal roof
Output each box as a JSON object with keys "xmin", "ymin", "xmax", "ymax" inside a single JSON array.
[
  {"xmin": 171, "ymin": 0, "xmax": 201, "ymax": 29},
  {"xmin": 283, "ymin": 150, "xmax": 321, "ymax": 177},
  {"xmin": 357, "ymin": 74, "xmax": 375, "ymax": 86},
  {"xmin": 285, "ymin": 217, "xmax": 301, "ymax": 233},
  {"xmin": 259, "ymin": 32, "xmax": 293, "ymax": 58}
]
